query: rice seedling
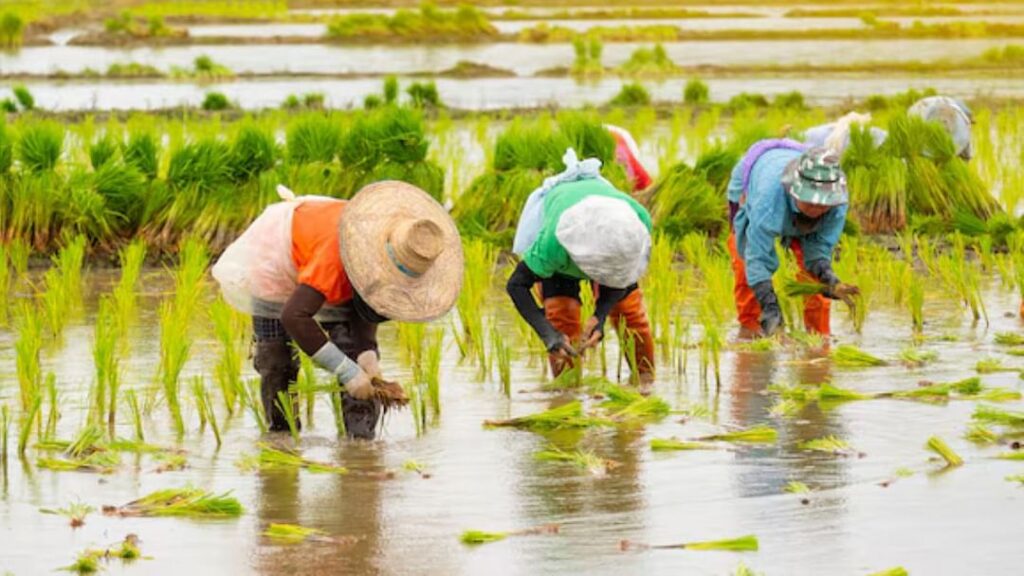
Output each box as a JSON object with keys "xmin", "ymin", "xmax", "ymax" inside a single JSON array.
[
  {"xmin": 263, "ymin": 523, "xmax": 331, "ymax": 544},
  {"xmin": 403, "ymin": 460, "xmax": 431, "ymax": 479},
  {"xmin": 460, "ymin": 524, "xmax": 560, "ymax": 546},
  {"xmin": 18, "ymin": 121, "xmax": 64, "ymax": 173},
  {"xmin": 152, "ymin": 453, "xmax": 188, "ymax": 474},
  {"xmin": 454, "ymin": 239, "xmax": 493, "ymax": 364},
  {"xmin": 799, "ymin": 436, "xmax": 855, "ymax": 455},
  {"xmin": 192, "ymin": 378, "xmax": 221, "ymax": 448},
  {"xmin": 535, "ymin": 445, "xmax": 619, "ymax": 476},
  {"xmin": 996, "ymin": 451, "xmax": 1024, "ymax": 461},
  {"xmin": 0, "ymin": 405, "xmax": 8, "ymax": 465},
  {"xmin": 976, "ymin": 358, "xmax": 1017, "ymax": 374},
  {"xmin": 67, "ymin": 425, "xmax": 105, "ymax": 458},
  {"xmin": 491, "ymin": 326, "xmax": 512, "ymax": 397},
  {"xmin": 769, "ymin": 398, "xmax": 804, "ymax": 418},
  {"xmin": 698, "ymin": 425, "xmax": 777, "ymax": 444},
  {"xmin": 236, "ymin": 378, "xmax": 267, "ymax": 434},
  {"xmin": 92, "ymin": 296, "xmax": 121, "ymax": 431},
  {"xmin": 1006, "ymin": 475, "xmax": 1024, "ymax": 485},
  {"xmin": 599, "ymin": 385, "xmax": 671, "ymax": 424},
  {"xmin": 424, "ymin": 328, "xmax": 443, "ymax": 416},
  {"xmin": 964, "ymin": 424, "xmax": 998, "ymax": 444},
  {"xmin": 972, "ymin": 405, "xmax": 1024, "ymax": 427},
  {"xmin": 37, "ymin": 451, "xmax": 120, "ymax": 474},
  {"xmin": 620, "ymin": 534, "xmax": 759, "ymax": 552},
  {"xmin": 103, "ymin": 487, "xmax": 243, "ymax": 519},
  {"xmin": 40, "ymin": 501, "xmax": 95, "ymax": 528},
  {"xmin": 62, "ymin": 552, "xmax": 100, "ymax": 574},
  {"xmin": 125, "ymin": 389, "xmax": 144, "ymax": 442},
  {"xmin": 239, "ymin": 443, "xmax": 348, "ymax": 475},
  {"xmin": 995, "ymin": 332, "xmax": 1024, "ymax": 346},
  {"xmin": 483, "ymin": 401, "xmax": 610, "ymax": 431},
  {"xmin": 868, "ymin": 568, "xmax": 909, "ymax": 576},
  {"xmin": 275, "ymin": 391, "xmax": 300, "ymax": 444},
  {"xmin": 649, "ymin": 438, "xmax": 719, "ymax": 452},
  {"xmin": 209, "ymin": 298, "xmax": 245, "ymax": 415},
  {"xmin": 157, "ymin": 301, "xmax": 189, "ymax": 438},
  {"xmin": 831, "ymin": 345, "xmax": 887, "ymax": 368},
  {"xmin": 898, "ymin": 347, "xmax": 938, "ymax": 368},
  {"xmin": 784, "ymin": 481, "xmax": 811, "ymax": 494},
  {"xmin": 781, "ymin": 278, "xmax": 827, "ymax": 298},
  {"xmin": 926, "ymin": 436, "xmax": 963, "ymax": 467}
]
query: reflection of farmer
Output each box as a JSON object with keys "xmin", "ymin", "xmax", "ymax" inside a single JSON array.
[
  {"xmin": 508, "ymin": 153, "xmax": 655, "ymax": 389},
  {"xmin": 212, "ymin": 182, "xmax": 463, "ymax": 439},
  {"xmin": 727, "ymin": 144, "xmax": 859, "ymax": 339},
  {"xmin": 803, "ymin": 96, "xmax": 973, "ymax": 160}
]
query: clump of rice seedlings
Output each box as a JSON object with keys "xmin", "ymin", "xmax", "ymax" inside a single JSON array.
[
  {"xmin": 816, "ymin": 383, "xmax": 876, "ymax": 403},
  {"xmin": 597, "ymin": 385, "xmax": 670, "ymax": 424},
  {"xmin": 1, "ymin": 405, "xmax": 9, "ymax": 465},
  {"xmin": 263, "ymin": 523, "xmax": 331, "ymax": 544},
  {"xmin": 424, "ymin": 328, "xmax": 443, "ymax": 416},
  {"xmin": 781, "ymin": 278, "xmax": 827, "ymax": 298},
  {"xmin": 236, "ymin": 378, "xmax": 267, "ymax": 434},
  {"xmin": 907, "ymin": 271, "xmax": 925, "ymax": 334},
  {"xmin": 898, "ymin": 347, "xmax": 937, "ymax": 368},
  {"xmin": 460, "ymin": 524, "xmax": 560, "ymax": 546},
  {"xmin": 996, "ymin": 451, "xmax": 1024, "ymax": 461},
  {"xmin": 38, "ymin": 451, "xmax": 120, "ymax": 474},
  {"xmin": 275, "ymin": 391, "xmax": 300, "ymax": 444},
  {"xmin": 868, "ymin": 568, "xmax": 909, "ymax": 576},
  {"xmin": 975, "ymin": 358, "xmax": 1017, "ymax": 374},
  {"xmin": 964, "ymin": 424, "xmax": 998, "ymax": 444},
  {"xmin": 535, "ymin": 445, "xmax": 619, "ymax": 476},
  {"xmin": 209, "ymin": 298, "xmax": 245, "ymax": 415},
  {"xmin": 41, "ymin": 501, "xmax": 95, "ymax": 528},
  {"xmin": 14, "ymin": 302, "xmax": 43, "ymax": 425},
  {"xmin": 403, "ymin": 460, "xmax": 431, "ymax": 479},
  {"xmin": 67, "ymin": 425, "xmax": 105, "ymax": 458},
  {"xmin": 103, "ymin": 487, "xmax": 243, "ymax": 518},
  {"xmin": 831, "ymin": 345, "xmax": 887, "ymax": 368},
  {"xmin": 784, "ymin": 481, "xmax": 811, "ymax": 494},
  {"xmin": 491, "ymin": 326, "xmax": 512, "ymax": 397},
  {"xmin": 158, "ymin": 302, "xmax": 189, "ymax": 437},
  {"xmin": 240, "ymin": 443, "xmax": 348, "ymax": 475},
  {"xmin": 972, "ymin": 404, "xmax": 1024, "ymax": 427},
  {"xmin": 191, "ymin": 378, "xmax": 221, "ymax": 448},
  {"xmin": 799, "ymin": 436, "xmax": 855, "ymax": 455},
  {"xmin": 296, "ymin": 351, "xmax": 316, "ymax": 426},
  {"xmin": 484, "ymin": 401, "xmax": 610, "ymax": 431},
  {"xmin": 62, "ymin": 551, "xmax": 100, "ymax": 574},
  {"xmin": 125, "ymin": 389, "xmax": 144, "ymax": 441},
  {"xmin": 93, "ymin": 296, "xmax": 121, "ymax": 431},
  {"xmin": 698, "ymin": 425, "xmax": 777, "ymax": 444},
  {"xmin": 649, "ymin": 438, "xmax": 719, "ymax": 452},
  {"xmin": 454, "ymin": 240, "xmax": 493, "ymax": 364},
  {"xmin": 994, "ymin": 332, "xmax": 1024, "ymax": 346},
  {"xmin": 1006, "ymin": 475, "xmax": 1024, "ymax": 485},
  {"xmin": 926, "ymin": 436, "xmax": 963, "ymax": 467},
  {"xmin": 152, "ymin": 453, "xmax": 188, "ymax": 473},
  {"xmin": 769, "ymin": 398, "xmax": 804, "ymax": 418},
  {"xmin": 620, "ymin": 534, "xmax": 759, "ymax": 552},
  {"xmin": 18, "ymin": 121, "xmax": 64, "ymax": 173}
]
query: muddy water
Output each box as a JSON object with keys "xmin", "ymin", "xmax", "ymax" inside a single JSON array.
[
  {"xmin": 0, "ymin": 266, "xmax": 1023, "ymax": 575},
  {"xmin": 17, "ymin": 74, "xmax": 1024, "ymax": 112}
]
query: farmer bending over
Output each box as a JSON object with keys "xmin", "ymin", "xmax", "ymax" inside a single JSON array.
[
  {"xmin": 508, "ymin": 167, "xmax": 654, "ymax": 390},
  {"xmin": 212, "ymin": 182, "xmax": 463, "ymax": 439},
  {"xmin": 727, "ymin": 143, "xmax": 858, "ymax": 339}
]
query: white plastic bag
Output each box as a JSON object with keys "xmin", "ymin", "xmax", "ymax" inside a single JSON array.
[{"xmin": 554, "ymin": 195, "xmax": 650, "ymax": 289}]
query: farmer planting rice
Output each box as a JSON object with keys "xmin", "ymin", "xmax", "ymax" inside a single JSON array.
[
  {"xmin": 727, "ymin": 143, "xmax": 859, "ymax": 338},
  {"xmin": 509, "ymin": 149, "xmax": 655, "ymax": 390},
  {"xmin": 605, "ymin": 124, "xmax": 653, "ymax": 192},
  {"xmin": 803, "ymin": 95, "xmax": 973, "ymax": 160},
  {"xmin": 212, "ymin": 181, "xmax": 463, "ymax": 439}
]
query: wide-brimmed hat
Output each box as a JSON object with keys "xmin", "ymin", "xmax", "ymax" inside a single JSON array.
[
  {"xmin": 339, "ymin": 181, "xmax": 463, "ymax": 322},
  {"xmin": 781, "ymin": 147, "xmax": 848, "ymax": 207}
]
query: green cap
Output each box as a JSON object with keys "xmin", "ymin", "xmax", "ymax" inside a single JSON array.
[{"xmin": 782, "ymin": 147, "xmax": 848, "ymax": 207}]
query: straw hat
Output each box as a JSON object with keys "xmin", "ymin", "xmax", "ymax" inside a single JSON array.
[{"xmin": 339, "ymin": 181, "xmax": 463, "ymax": 322}]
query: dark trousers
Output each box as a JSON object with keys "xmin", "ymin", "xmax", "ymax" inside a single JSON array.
[{"xmin": 253, "ymin": 302, "xmax": 378, "ymax": 429}]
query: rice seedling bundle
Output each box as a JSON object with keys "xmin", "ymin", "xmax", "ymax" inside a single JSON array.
[
  {"xmin": 13, "ymin": 302, "xmax": 43, "ymax": 416},
  {"xmin": 92, "ymin": 297, "xmax": 121, "ymax": 430},
  {"xmin": 38, "ymin": 451, "xmax": 120, "ymax": 474},
  {"xmin": 226, "ymin": 124, "xmax": 277, "ymax": 183},
  {"xmin": 781, "ymin": 278, "xmax": 827, "ymax": 298},
  {"xmin": 534, "ymin": 445, "xmax": 618, "ymax": 475},
  {"xmin": 193, "ymin": 378, "xmax": 222, "ymax": 447},
  {"xmin": 621, "ymin": 534, "xmax": 759, "ymax": 552},
  {"xmin": 699, "ymin": 425, "xmax": 777, "ymax": 444},
  {"xmin": 784, "ymin": 481, "xmax": 810, "ymax": 494},
  {"xmin": 264, "ymin": 523, "xmax": 330, "ymax": 544},
  {"xmin": 41, "ymin": 501, "xmax": 95, "ymax": 528},
  {"xmin": 1006, "ymin": 475, "xmax": 1024, "ymax": 485},
  {"xmin": 831, "ymin": 345, "xmax": 887, "ymax": 368},
  {"xmin": 89, "ymin": 135, "xmax": 119, "ymax": 170},
  {"xmin": 454, "ymin": 239, "xmax": 494, "ymax": 362},
  {"xmin": 649, "ymin": 162, "xmax": 726, "ymax": 239},
  {"xmin": 964, "ymin": 424, "xmax": 998, "ymax": 444},
  {"xmin": 799, "ymin": 436, "xmax": 854, "ymax": 454},
  {"xmin": 158, "ymin": 301, "xmax": 190, "ymax": 438},
  {"xmin": 284, "ymin": 114, "xmax": 340, "ymax": 165},
  {"xmin": 17, "ymin": 121, "xmax": 64, "ymax": 173},
  {"xmin": 166, "ymin": 137, "xmax": 232, "ymax": 194},
  {"xmin": 976, "ymin": 358, "xmax": 1016, "ymax": 374},
  {"xmin": 995, "ymin": 332, "xmax": 1024, "ymax": 346},
  {"xmin": 242, "ymin": 443, "xmax": 348, "ymax": 474},
  {"xmin": 484, "ymin": 401, "xmax": 610, "ymax": 431},
  {"xmin": 274, "ymin": 390, "xmax": 300, "ymax": 443},
  {"xmin": 898, "ymin": 347, "xmax": 938, "ymax": 367},
  {"xmin": 996, "ymin": 451, "xmax": 1024, "ymax": 461},
  {"xmin": 0, "ymin": 405, "xmax": 9, "ymax": 464},
  {"xmin": 104, "ymin": 487, "xmax": 243, "ymax": 518},
  {"xmin": 926, "ymin": 435, "xmax": 963, "ymax": 467},
  {"xmin": 650, "ymin": 438, "xmax": 719, "ymax": 451},
  {"xmin": 598, "ymin": 385, "xmax": 670, "ymax": 423},
  {"xmin": 868, "ymin": 568, "xmax": 909, "ymax": 576},
  {"xmin": 122, "ymin": 131, "xmax": 160, "ymax": 180},
  {"xmin": 972, "ymin": 404, "xmax": 1024, "ymax": 427}
]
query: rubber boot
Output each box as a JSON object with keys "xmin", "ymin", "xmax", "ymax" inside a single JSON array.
[
  {"xmin": 253, "ymin": 340, "xmax": 299, "ymax": 432},
  {"xmin": 341, "ymin": 392, "xmax": 381, "ymax": 440}
]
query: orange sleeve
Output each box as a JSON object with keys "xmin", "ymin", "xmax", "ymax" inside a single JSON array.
[{"xmin": 291, "ymin": 201, "xmax": 353, "ymax": 306}]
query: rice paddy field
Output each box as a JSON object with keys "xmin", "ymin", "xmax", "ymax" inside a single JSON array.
[{"xmin": 2, "ymin": 1, "xmax": 1024, "ymax": 575}]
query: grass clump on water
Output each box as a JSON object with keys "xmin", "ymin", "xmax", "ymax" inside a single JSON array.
[
  {"xmin": 972, "ymin": 404, "xmax": 1024, "ymax": 427},
  {"xmin": 925, "ymin": 435, "xmax": 963, "ymax": 467},
  {"xmin": 103, "ymin": 487, "xmax": 243, "ymax": 518}
]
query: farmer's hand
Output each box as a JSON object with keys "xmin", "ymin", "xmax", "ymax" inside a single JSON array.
[
  {"xmin": 343, "ymin": 369, "xmax": 374, "ymax": 401},
  {"xmin": 544, "ymin": 332, "xmax": 578, "ymax": 361},
  {"xmin": 760, "ymin": 306, "xmax": 784, "ymax": 338},
  {"xmin": 580, "ymin": 316, "xmax": 604, "ymax": 352},
  {"xmin": 357, "ymin": 350, "xmax": 381, "ymax": 380},
  {"xmin": 825, "ymin": 282, "xmax": 860, "ymax": 308}
]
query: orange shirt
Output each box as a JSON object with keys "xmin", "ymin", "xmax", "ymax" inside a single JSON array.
[{"xmin": 290, "ymin": 199, "xmax": 353, "ymax": 306}]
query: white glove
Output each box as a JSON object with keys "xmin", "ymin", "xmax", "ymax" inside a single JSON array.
[
  {"xmin": 357, "ymin": 350, "xmax": 381, "ymax": 380},
  {"xmin": 345, "ymin": 368, "xmax": 373, "ymax": 400}
]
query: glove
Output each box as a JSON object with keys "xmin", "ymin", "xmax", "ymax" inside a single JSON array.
[
  {"xmin": 343, "ymin": 368, "xmax": 374, "ymax": 401},
  {"xmin": 580, "ymin": 316, "xmax": 604, "ymax": 352},
  {"xmin": 542, "ymin": 329, "xmax": 578, "ymax": 359},
  {"xmin": 751, "ymin": 281, "xmax": 783, "ymax": 337},
  {"xmin": 823, "ymin": 282, "xmax": 860, "ymax": 308},
  {"xmin": 357, "ymin": 350, "xmax": 381, "ymax": 380},
  {"xmin": 805, "ymin": 259, "xmax": 840, "ymax": 288}
]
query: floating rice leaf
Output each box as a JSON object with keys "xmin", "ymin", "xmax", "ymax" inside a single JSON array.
[
  {"xmin": 623, "ymin": 534, "xmax": 759, "ymax": 552},
  {"xmin": 484, "ymin": 401, "xmax": 611, "ymax": 431},
  {"xmin": 964, "ymin": 424, "xmax": 999, "ymax": 444},
  {"xmin": 1006, "ymin": 348, "xmax": 1024, "ymax": 357},
  {"xmin": 699, "ymin": 425, "xmax": 777, "ymax": 444},
  {"xmin": 263, "ymin": 523, "xmax": 329, "ymax": 544},
  {"xmin": 994, "ymin": 332, "xmax": 1024, "ymax": 346},
  {"xmin": 650, "ymin": 438, "xmax": 719, "ymax": 452},
  {"xmin": 534, "ymin": 446, "xmax": 618, "ymax": 475},
  {"xmin": 831, "ymin": 345, "xmax": 887, "ymax": 368},
  {"xmin": 972, "ymin": 405, "xmax": 1024, "ymax": 427},
  {"xmin": 926, "ymin": 436, "xmax": 963, "ymax": 467},
  {"xmin": 103, "ymin": 487, "xmax": 243, "ymax": 518},
  {"xmin": 460, "ymin": 524, "xmax": 559, "ymax": 546},
  {"xmin": 995, "ymin": 451, "xmax": 1024, "ymax": 461},
  {"xmin": 784, "ymin": 481, "xmax": 811, "ymax": 494},
  {"xmin": 799, "ymin": 436, "xmax": 854, "ymax": 454},
  {"xmin": 240, "ymin": 443, "xmax": 348, "ymax": 474}
]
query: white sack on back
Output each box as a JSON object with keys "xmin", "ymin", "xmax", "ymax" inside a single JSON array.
[{"xmin": 554, "ymin": 195, "xmax": 650, "ymax": 289}]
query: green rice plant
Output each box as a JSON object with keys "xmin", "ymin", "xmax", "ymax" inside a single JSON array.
[
  {"xmin": 868, "ymin": 569, "xmax": 909, "ymax": 576},
  {"xmin": 275, "ymin": 390, "xmax": 300, "ymax": 444},
  {"xmin": 424, "ymin": 328, "xmax": 443, "ymax": 416},
  {"xmin": 608, "ymin": 83, "xmax": 651, "ymax": 107},
  {"xmin": 0, "ymin": 12, "xmax": 24, "ymax": 49},
  {"xmin": 996, "ymin": 451, "xmax": 1024, "ymax": 461},
  {"xmin": 287, "ymin": 114, "xmax": 342, "ymax": 165},
  {"xmin": 460, "ymin": 524, "xmax": 559, "ymax": 546},
  {"xmin": 598, "ymin": 385, "xmax": 670, "ymax": 424},
  {"xmin": 236, "ymin": 378, "xmax": 267, "ymax": 434},
  {"xmin": 239, "ymin": 443, "xmax": 348, "ymax": 474},
  {"xmin": 799, "ymin": 436, "xmax": 854, "ymax": 455},
  {"xmin": 484, "ymin": 401, "xmax": 610, "ymax": 431},
  {"xmin": 619, "ymin": 44, "xmax": 677, "ymax": 76},
  {"xmin": 769, "ymin": 398, "xmax": 804, "ymax": 418},
  {"xmin": 12, "ymin": 85, "xmax": 34, "ymax": 111},
  {"xmin": 201, "ymin": 92, "xmax": 232, "ymax": 112},
  {"xmin": 295, "ymin": 351, "xmax": 316, "ymax": 426},
  {"xmin": 0, "ymin": 117, "xmax": 13, "ymax": 174},
  {"xmin": 0, "ymin": 405, "xmax": 8, "ymax": 465},
  {"xmin": 697, "ymin": 425, "xmax": 777, "ymax": 444},
  {"xmin": 89, "ymin": 135, "xmax": 119, "ymax": 169},
  {"xmin": 898, "ymin": 347, "xmax": 938, "ymax": 368},
  {"xmin": 123, "ymin": 131, "xmax": 160, "ymax": 180},
  {"xmin": 491, "ymin": 326, "xmax": 512, "ymax": 397},
  {"xmin": 649, "ymin": 163, "xmax": 727, "ymax": 239},
  {"xmin": 964, "ymin": 424, "xmax": 998, "ymax": 444},
  {"xmin": 831, "ymin": 345, "xmax": 887, "ymax": 368},
  {"xmin": 210, "ymin": 298, "xmax": 245, "ymax": 415},
  {"xmin": 816, "ymin": 383, "xmax": 876, "ymax": 403},
  {"xmin": 407, "ymin": 81, "xmax": 442, "ymax": 109},
  {"xmin": 995, "ymin": 332, "xmax": 1024, "ymax": 346},
  {"xmin": 41, "ymin": 501, "xmax": 96, "ymax": 528},
  {"xmin": 925, "ymin": 436, "xmax": 963, "ymax": 467},
  {"xmin": 972, "ymin": 404, "xmax": 1024, "ymax": 427},
  {"xmin": 62, "ymin": 551, "xmax": 100, "ymax": 574},
  {"xmin": 157, "ymin": 301, "xmax": 190, "ymax": 438},
  {"xmin": 264, "ymin": 523, "xmax": 330, "ymax": 544},
  {"xmin": 38, "ymin": 451, "xmax": 119, "ymax": 474},
  {"xmin": 192, "ymin": 378, "xmax": 221, "ymax": 448},
  {"xmin": 13, "ymin": 302, "xmax": 43, "ymax": 437},
  {"xmin": 907, "ymin": 271, "xmax": 925, "ymax": 333},
  {"xmin": 454, "ymin": 239, "xmax": 493, "ymax": 363},
  {"xmin": 784, "ymin": 481, "xmax": 811, "ymax": 494},
  {"xmin": 228, "ymin": 124, "xmax": 277, "ymax": 183},
  {"xmin": 1006, "ymin": 475, "xmax": 1024, "ymax": 485},
  {"xmin": 166, "ymin": 138, "xmax": 232, "ymax": 194},
  {"xmin": 621, "ymin": 534, "xmax": 759, "ymax": 552},
  {"xmin": 125, "ymin": 389, "xmax": 144, "ymax": 442},
  {"xmin": 92, "ymin": 297, "xmax": 120, "ymax": 431},
  {"xmin": 67, "ymin": 425, "xmax": 105, "ymax": 459},
  {"xmin": 0, "ymin": 244, "xmax": 8, "ymax": 326},
  {"xmin": 650, "ymin": 438, "xmax": 719, "ymax": 451},
  {"xmin": 976, "ymin": 358, "xmax": 1017, "ymax": 374},
  {"xmin": 18, "ymin": 121, "xmax": 64, "ymax": 173},
  {"xmin": 683, "ymin": 78, "xmax": 710, "ymax": 105},
  {"xmin": 104, "ymin": 487, "xmax": 243, "ymax": 518},
  {"xmin": 113, "ymin": 239, "xmax": 145, "ymax": 335},
  {"xmin": 534, "ymin": 445, "xmax": 618, "ymax": 476}
]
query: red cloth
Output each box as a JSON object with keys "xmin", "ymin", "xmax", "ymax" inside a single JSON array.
[
  {"xmin": 609, "ymin": 129, "xmax": 652, "ymax": 192},
  {"xmin": 290, "ymin": 200, "xmax": 354, "ymax": 306}
]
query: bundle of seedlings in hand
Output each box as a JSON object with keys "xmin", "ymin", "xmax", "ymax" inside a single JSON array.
[
  {"xmin": 649, "ymin": 438, "xmax": 719, "ymax": 452},
  {"xmin": 831, "ymin": 345, "xmax": 887, "ymax": 368},
  {"xmin": 103, "ymin": 487, "xmax": 243, "ymax": 518},
  {"xmin": 41, "ymin": 501, "xmax": 96, "ymax": 528},
  {"xmin": 370, "ymin": 376, "xmax": 410, "ymax": 412},
  {"xmin": 620, "ymin": 534, "xmax": 759, "ymax": 552},
  {"xmin": 460, "ymin": 524, "xmax": 560, "ymax": 546},
  {"xmin": 925, "ymin": 435, "xmax": 963, "ymax": 467},
  {"xmin": 534, "ymin": 445, "xmax": 620, "ymax": 476},
  {"xmin": 697, "ymin": 425, "xmax": 777, "ymax": 444},
  {"xmin": 799, "ymin": 436, "xmax": 857, "ymax": 456},
  {"xmin": 781, "ymin": 278, "xmax": 827, "ymax": 298},
  {"xmin": 239, "ymin": 443, "xmax": 348, "ymax": 474},
  {"xmin": 484, "ymin": 401, "xmax": 610, "ymax": 431}
]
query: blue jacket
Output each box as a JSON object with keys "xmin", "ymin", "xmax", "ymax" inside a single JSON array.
[{"xmin": 727, "ymin": 149, "xmax": 847, "ymax": 286}]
